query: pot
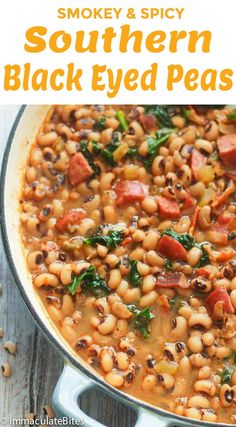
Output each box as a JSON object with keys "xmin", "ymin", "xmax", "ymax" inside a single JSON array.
[{"xmin": 0, "ymin": 105, "xmax": 230, "ymax": 427}]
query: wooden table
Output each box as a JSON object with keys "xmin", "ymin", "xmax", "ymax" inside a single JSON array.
[{"xmin": 0, "ymin": 106, "xmax": 136, "ymax": 426}]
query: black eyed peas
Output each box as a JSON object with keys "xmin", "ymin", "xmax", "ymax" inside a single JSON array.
[{"xmin": 21, "ymin": 105, "xmax": 236, "ymax": 424}]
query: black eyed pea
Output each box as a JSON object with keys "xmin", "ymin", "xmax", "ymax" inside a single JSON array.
[
  {"xmin": 164, "ymin": 344, "xmax": 178, "ymax": 362},
  {"xmin": 129, "ymin": 121, "xmax": 144, "ymax": 139},
  {"xmin": 113, "ymin": 319, "xmax": 129, "ymax": 338},
  {"xmin": 111, "ymin": 302, "xmax": 132, "ymax": 320},
  {"xmin": 132, "ymin": 230, "xmax": 146, "ymax": 242},
  {"xmin": 191, "ymin": 277, "xmax": 211, "ymax": 293},
  {"xmin": 187, "ymin": 247, "xmax": 202, "ymax": 267},
  {"xmin": 142, "ymin": 275, "xmax": 156, "ymax": 294},
  {"xmin": 184, "ymin": 408, "xmax": 201, "ymax": 420},
  {"xmin": 123, "ymin": 288, "xmax": 141, "ymax": 304},
  {"xmin": 230, "ymin": 290, "xmax": 236, "ymax": 309},
  {"xmin": 178, "ymin": 305, "xmax": 193, "ymax": 320},
  {"xmin": 202, "ymin": 331, "xmax": 215, "ymax": 346},
  {"xmin": 141, "ymin": 374, "xmax": 156, "ymax": 391},
  {"xmin": 97, "ymin": 314, "xmax": 117, "ymax": 335},
  {"xmin": 198, "ymin": 366, "xmax": 211, "ymax": 380},
  {"xmin": 139, "ymin": 291, "xmax": 158, "ymax": 308},
  {"xmin": 207, "ymin": 345, "xmax": 216, "ymax": 358},
  {"xmin": 177, "ymin": 165, "xmax": 192, "ymax": 186},
  {"xmin": 194, "ymin": 380, "xmax": 216, "ymax": 397},
  {"xmin": 215, "ymin": 346, "xmax": 232, "ymax": 359},
  {"xmin": 105, "ymin": 371, "xmax": 124, "ymax": 388},
  {"xmin": 49, "ymin": 261, "xmax": 65, "ymax": 276},
  {"xmin": 108, "ymin": 269, "xmax": 122, "ymax": 290},
  {"xmin": 104, "ymin": 206, "xmax": 117, "ymax": 224},
  {"xmin": 97, "ymin": 244, "xmax": 109, "ymax": 258},
  {"xmin": 204, "ymin": 120, "xmax": 219, "ymax": 141},
  {"xmin": 230, "ymin": 277, "xmax": 236, "ymax": 291},
  {"xmin": 214, "ymin": 278, "xmax": 231, "ymax": 291},
  {"xmin": 175, "ymin": 405, "xmax": 185, "ymax": 416},
  {"xmin": 100, "ymin": 349, "xmax": 114, "ymax": 373},
  {"xmin": 195, "ymin": 139, "xmax": 214, "ymax": 155},
  {"xmin": 116, "ymin": 280, "xmax": 129, "ymax": 298},
  {"xmin": 108, "ymin": 294, "xmax": 122, "ymax": 306},
  {"xmin": 95, "ymin": 298, "xmax": 110, "ymax": 316},
  {"xmin": 26, "ymin": 166, "xmax": 38, "ymax": 184},
  {"xmin": 198, "ymin": 206, "xmax": 212, "ymax": 229},
  {"xmin": 1, "ymin": 363, "xmax": 12, "ymax": 378},
  {"xmin": 100, "ymin": 173, "xmax": 115, "ymax": 191},
  {"xmin": 187, "ymin": 335, "xmax": 203, "ymax": 353},
  {"xmin": 219, "ymin": 384, "xmax": 235, "ymax": 407},
  {"xmin": 145, "ymin": 250, "xmax": 164, "ymax": 267},
  {"xmin": 38, "ymin": 131, "xmax": 58, "ymax": 146},
  {"xmin": 189, "ymin": 182, "xmax": 206, "ymax": 198},
  {"xmin": 141, "ymin": 197, "xmax": 158, "ymax": 214},
  {"xmin": 188, "ymin": 313, "xmax": 212, "ymax": 330},
  {"xmin": 178, "ymin": 356, "xmax": 190, "ymax": 375},
  {"xmin": 137, "ymin": 262, "xmax": 150, "ymax": 276},
  {"xmin": 26, "ymin": 217, "xmax": 40, "ymax": 236},
  {"xmin": 187, "ymin": 395, "xmax": 210, "ymax": 409},
  {"xmin": 142, "ymin": 231, "xmax": 159, "ymax": 251},
  {"xmin": 61, "ymin": 318, "xmax": 78, "ymax": 341},
  {"xmin": 116, "ymin": 352, "xmax": 129, "ymax": 371},
  {"xmin": 201, "ymin": 410, "xmax": 217, "ymax": 422},
  {"xmin": 61, "ymin": 294, "xmax": 74, "ymax": 316},
  {"xmin": 60, "ymin": 265, "xmax": 73, "ymax": 285},
  {"xmin": 105, "ymin": 254, "xmax": 119, "ymax": 268},
  {"xmin": 27, "ymin": 251, "xmax": 44, "ymax": 270},
  {"xmin": 181, "ymin": 125, "xmax": 197, "ymax": 142},
  {"xmin": 171, "ymin": 316, "xmax": 187, "ymax": 339},
  {"xmin": 34, "ymin": 273, "xmax": 59, "ymax": 288},
  {"xmin": 75, "ymin": 335, "xmax": 94, "ymax": 352},
  {"xmin": 190, "ymin": 353, "xmax": 211, "ymax": 368},
  {"xmin": 152, "ymin": 155, "xmax": 166, "ymax": 176},
  {"xmin": 129, "ymin": 247, "xmax": 145, "ymax": 261},
  {"xmin": 4, "ymin": 341, "xmax": 17, "ymax": 355},
  {"xmin": 157, "ymin": 373, "xmax": 174, "ymax": 390}
]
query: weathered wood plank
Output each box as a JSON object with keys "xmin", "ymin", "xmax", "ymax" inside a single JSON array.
[{"xmin": 0, "ymin": 107, "xmax": 134, "ymax": 426}]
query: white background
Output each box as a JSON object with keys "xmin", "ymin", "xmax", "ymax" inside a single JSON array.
[{"xmin": 0, "ymin": 0, "xmax": 235, "ymax": 103}]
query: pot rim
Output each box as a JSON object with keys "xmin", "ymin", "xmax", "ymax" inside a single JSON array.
[{"xmin": 0, "ymin": 105, "xmax": 232, "ymax": 427}]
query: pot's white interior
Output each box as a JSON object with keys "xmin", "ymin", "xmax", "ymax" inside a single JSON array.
[{"xmin": 3, "ymin": 105, "xmax": 87, "ymax": 367}]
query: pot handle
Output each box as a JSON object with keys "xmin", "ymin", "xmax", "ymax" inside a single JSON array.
[
  {"xmin": 52, "ymin": 363, "xmax": 104, "ymax": 427},
  {"xmin": 52, "ymin": 363, "xmax": 179, "ymax": 427}
]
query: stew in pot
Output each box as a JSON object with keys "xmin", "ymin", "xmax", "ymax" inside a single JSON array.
[{"xmin": 20, "ymin": 105, "xmax": 236, "ymax": 423}]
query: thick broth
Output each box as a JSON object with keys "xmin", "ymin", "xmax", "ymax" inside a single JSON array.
[{"xmin": 20, "ymin": 105, "xmax": 236, "ymax": 423}]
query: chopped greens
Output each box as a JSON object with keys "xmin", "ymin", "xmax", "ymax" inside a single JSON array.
[
  {"xmin": 228, "ymin": 111, "xmax": 236, "ymax": 120},
  {"xmin": 220, "ymin": 365, "xmax": 235, "ymax": 385},
  {"xmin": 128, "ymin": 305, "xmax": 155, "ymax": 338},
  {"xmin": 144, "ymin": 128, "xmax": 173, "ymax": 169},
  {"xmin": 128, "ymin": 259, "xmax": 142, "ymax": 287},
  {"xmin": 144, "ymin": 105, "xmax": 174, "ymax": 128},
  {"xmin": 169, "ymin": 296, "xmax": 180, "ymax": 310},
  {"xmin": 116, "ymin": 111, "xmax": 129, "ymax": 131},
  {"xmin": 143, "ymin": 105, "xmax": 191, "ymax": 128},
  {"xmin": 68, "ymin": 265, "xmax": 110, "ymax": 297},
  {"xmin": 164, "ymin": 259, "xmax": 174, "ymax": 271},
  {"xmin": 84, "ymin": 229, "xmax": 124, "ymax": 249},
  {"xmin": 80, "ymin": 140, "xmax": 100, "ymax": 177},
  {"xmin": 93, "ymin": 117, "xmax": 106, "ymax": 131},
  {"xmin": 161, "ymin": 229, "xmax": 210, "ymax": 267},
  {"xmin": 128, "ymin": 147, "xmax": 138, "ymax": 159},
  {"xmin": 196, "ymin": 244, "xmax": 210, "ymax": 268}
]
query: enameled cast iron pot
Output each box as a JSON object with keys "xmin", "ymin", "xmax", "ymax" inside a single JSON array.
[{"xmin": 0, "ymin": 105, "xmax": 232, "ymax": 427}]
